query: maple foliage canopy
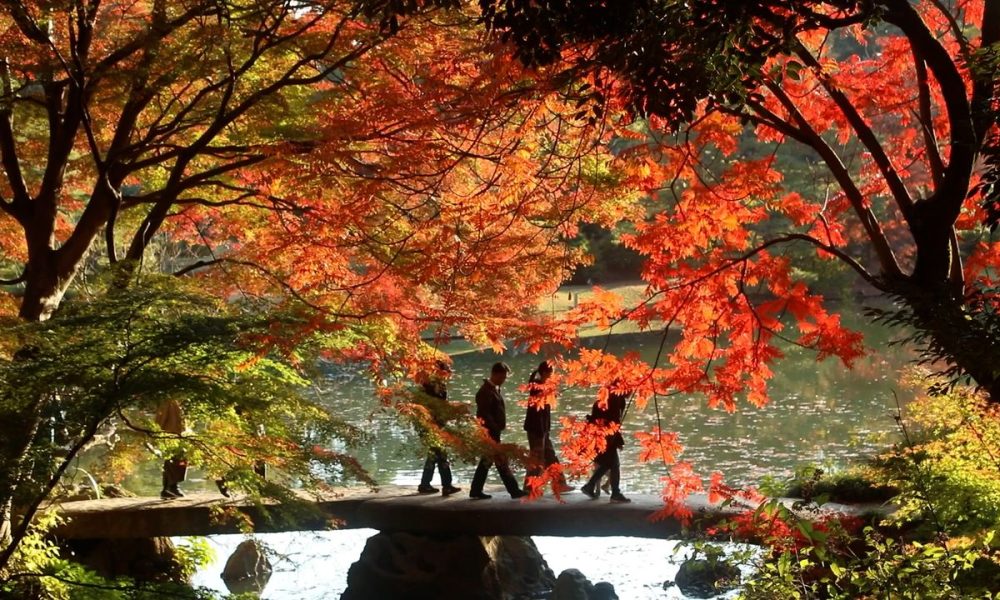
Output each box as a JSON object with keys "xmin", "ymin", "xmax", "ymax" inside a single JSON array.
[
  {"xmin": 0, "ymin": 0, "xmax": 997, "ymax": 552},
  {"xmin": 0, "ymin": 0, "xmax": 642, "ymax": 559},
  {"xmin": 473, "ymin": 0, "xmax": 1000, "ymax": 510},
  {"xmin": 0, "ymin": 1, "xmax": 637, "ymax": 349}
]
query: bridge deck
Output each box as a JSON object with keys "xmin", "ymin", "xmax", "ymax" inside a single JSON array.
[{"xmin": 50, "ymin": 485, "xmax": 885, "ymax": 540}]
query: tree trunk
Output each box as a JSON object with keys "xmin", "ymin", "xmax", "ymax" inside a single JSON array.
[
  {"xmin": 19, "ymin": 252, "xmax": 72, "ymax": 322},
  {"xmin": 898, "ymin": 286, "xmax": 1000, "ymax": 403},
  {"xmin": 1, "ymin": 251, "xmax": 68, "ymax": 562},
  {"xmin": 900, "ymin": 206, "xmax": 1000, "ymax": 402},
  {"xmin": 0, "ymin": 402, "xmax": 44, "ymax": 552}
]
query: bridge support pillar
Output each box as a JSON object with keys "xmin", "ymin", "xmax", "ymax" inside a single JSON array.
[
  {"xmin": 61, "ymin": 536, "xmax": 185, "ymax": 583},
  {"xmin": 341, "ymin": 532, "xmax": 555, "ymax": 599}
]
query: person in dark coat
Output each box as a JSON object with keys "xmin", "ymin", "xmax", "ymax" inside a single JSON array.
[
  {"xmin": 580, "ymin": 385, "xmax": 631, "ymax": 503},
  {"xmin": 523, "ymin": 361, "xmax": 574, "ymax": 493},
  {"xmin": 469, "ymin": 362, "xmax": 526, "ymax": 500},
  {"xmin": 415, "ymin": 361, "xmax": 462, "ymax": 496}
]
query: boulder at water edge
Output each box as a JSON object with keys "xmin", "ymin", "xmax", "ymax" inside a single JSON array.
[
  {"xmin": 341, "ymin": 533, "xmax": 555, "ymax": 599},
  {"xmin": 674, "ymin": 558, "xmax": 741, "ymax": 598},
  {"xmin": 221, "ymin": 539, "xmax": 273, "ymax": 595},
  {"xmin": 553, "ymin": 568, "xmax": 594, "ymax": 600},
  {"xmin": 592, "ymin": 581, "xmax": 619, "ymax": 600},
  {"xmin": 553, "ymin": 569, "xmax": 618, "ymax": 600}
]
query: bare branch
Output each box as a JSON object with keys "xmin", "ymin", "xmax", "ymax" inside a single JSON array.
[{"xmin": 661, "ymin": 232, "xmax": 887, "ymax": 294}]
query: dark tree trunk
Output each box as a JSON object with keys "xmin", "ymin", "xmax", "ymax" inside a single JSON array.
[
  {"xmin": 19, "ymin": 251, "xmax": 73, "ymax": 322},
  {"xmin": 895, "ymin": 202, "xmax": 1000, "ymax": 402},
  {"xmin": 0, "ymin": 398, "xmax": 45, "ymax": 551},
  {"xmin": 896, "ymin": 283, "xmax": 1000, "ymax": 403},
  {"xmin": 1, "ymin": 249, "xmax": 67, "ymax": 559}
]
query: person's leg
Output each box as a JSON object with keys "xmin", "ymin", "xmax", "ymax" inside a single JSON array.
[
  {"xmin": 433, "ymin": 448, "xmax": 453, "ymax": 487},
  {"xmin": 161, "ymin": 455, "xmax": 188, "ymax": 499},
  {"xmin": 437, "ymin": 448, "xmax": 460, "ymax": 495},
  {"xmin": 608, "ymin": 449, "xmax": 621, "ymax": 494},
  {"xmin": 523, "ymin": 430, "xmax": 544, "ymax": 489},
  {"xmin": 608, "ymin": 449, "xmax": 630, "ymax": 503},
  {"xmin": 470, "ymin": 456, "xmax": 492, "ymax": 498},
  {"xmin": 542, "ymin": 433, "xmax": 558, "ymax": 468},
  {"xmin": 495, "ymin": 453, "xmax": 524, "ymax": 497},
  {"xmin": 420, "ymin": 452, "xmax": 436, "ymax": 485},
  {"xmin": 161, "ymin": 462, "xmax": 174, "ymax": 499},
  {"xmin": 418, "ymin": 452, "xmax": 438, "ymax": 493},
  {"xmin": 581, "ymin": 457, "xmax": 611, "ymax": 498}
]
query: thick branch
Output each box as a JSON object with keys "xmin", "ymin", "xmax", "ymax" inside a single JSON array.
[
  {"xmin": 792, "ymin": 41, "xmax": 915, "ymax": 221},
  {"xmin": 884, "ymin": 0, "xmax": 977, "ymax": 221},
  {"xmin": 911, "ymin": 48, "xmax": 945, "ymax": 189},
  {"xmin": 972, "ymin": 0, "xmax": 1000, "ymax": 145},
  {"xmin": 0, "ymin": 60, "xmax": 29, "ymax": 211},
  {"xmin": 60, "ymin": 3, "xmax": 177, "ymax": 269},
  {"xmin": 762, "ymin": 81, "xmax": 903, "ymax": 280},
  {"xmin": 0, "ymin": 0, "xmax": 49, "ymax": 43}
]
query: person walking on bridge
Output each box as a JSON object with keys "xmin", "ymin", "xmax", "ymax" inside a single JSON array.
[
  {"xmin": 523, "ymin": 361, "xmax": 574, "ymax": 494},
  {"xmin": 414, "ymin": 360, "xmax": 463, "ymax": 497},
  {"xmin": 155, "ymin": 398, "xmax": 188, "ymax": 499},
  {"xmin": 580, "ymin": 384, "xmax": 631, "ymax": 503},
  {"xmin": 469, "ymin": 362, "xmax": 526, "ymax": 500}
]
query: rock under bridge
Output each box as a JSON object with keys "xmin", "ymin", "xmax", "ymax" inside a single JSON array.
[{"xmin": 50, "ymin": 485, "xmax": 886, "ymax": 540}]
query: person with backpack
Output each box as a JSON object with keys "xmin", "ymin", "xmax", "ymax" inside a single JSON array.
[
  {"xmin": 523, "ymin": 360, "xmax": 574, "ymax": 494},
  {"xmin": 580, "ymin": 384, "xmax": 631, "ymax": 503},
  {"xmin": 414, "ymin": 360, "xmax": 463, "ymax": 497}
]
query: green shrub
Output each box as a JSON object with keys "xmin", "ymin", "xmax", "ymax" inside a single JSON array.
[{"xmin": 736, "ymin": 377, "xmax": 1000, "ymax": 599}]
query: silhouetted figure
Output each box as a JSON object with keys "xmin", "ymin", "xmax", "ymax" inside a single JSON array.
[
  {"xmin": 581, "ymin": 386, "xmax": 630, "ymax": 503},
  {"xmin": 415, "ymin": 361, "xmax": 462, "ymax": 496},
  {"xmin": 215, "ymin": 408, "xmax": 268, "ymax": 498},
  {"xmin": 156, "ymin": 399, "xmax": 187, "ymax": 499},
  {"xmin": 523, "ymin": 361, "xmax": 574, "ymax": 494},
  {"xmin": 469, "ymin": 362, "xmax": 525, "ymax": 500}
]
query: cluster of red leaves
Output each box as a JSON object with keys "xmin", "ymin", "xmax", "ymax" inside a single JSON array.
[
  {"xmin": 557, "ymin": 415, "xmax": 617, "ymax": 478},
  {"xmin": 524, "ymin": 463, "xmax": 572, "ymax": 501},
  {"xmin": 719, "ymin": 507, "xmax": 866, "ymax": 554},
  {"xmin": 635, "ymin": 427, "xmax": 683, "ymax": 464},
  {"xmin": 650, "ymin": 463, "xmax": 706, "ymax": 524},
  {"xmin": 174, "ymin": 16, "xmax": 644, "ymax": 377}
]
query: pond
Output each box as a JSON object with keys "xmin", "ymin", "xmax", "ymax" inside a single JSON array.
[
  {"xmin": 172, "ymin": 312, "xmax": 914, "ymax": 598},
  {"xmin": 317, "ymin": 325, "xmax": 913, "ymax": 494}
]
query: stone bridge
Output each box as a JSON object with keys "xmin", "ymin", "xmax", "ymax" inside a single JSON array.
[{"xmin": 51, "ymin": 485, "xmax": 885, "ymax": 540}]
